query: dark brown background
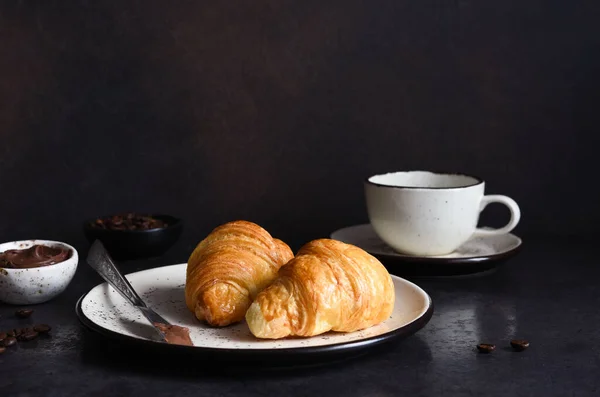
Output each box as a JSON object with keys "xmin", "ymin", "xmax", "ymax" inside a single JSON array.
[{"xmin": 0, "ymin": 1, "xmax": 598, "ymax": 255}]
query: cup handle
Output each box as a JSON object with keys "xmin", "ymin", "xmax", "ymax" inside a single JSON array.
[{"xmin": 474, "ymin": 195, "xmax": 521, "ymax": 236}]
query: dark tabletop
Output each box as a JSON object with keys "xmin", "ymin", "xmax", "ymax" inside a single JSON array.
[{"xmin": 1, "ymin": 236, "xmax": 599, "ymax": 397}]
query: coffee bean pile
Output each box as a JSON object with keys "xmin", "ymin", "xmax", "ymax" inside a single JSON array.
[
  {"xmin": 91, "ymin": 213, "xmax": 168, "ymax": 231},
  {"xmin": 0, "ymin": 309, "xmax": 52, "ymax": 353},
  {"xmin": 476, "ymin": 339, "xmax": 530, "ymax": 354}
]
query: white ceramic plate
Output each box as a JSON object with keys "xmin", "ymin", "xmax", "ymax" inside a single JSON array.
[
  {"xmin": 331, "ymin": 224, "xmax": 522, "ymax": 277},
  {"xmin": 76, "ymin": 263, "xmax": 432, "ymax": 360}
]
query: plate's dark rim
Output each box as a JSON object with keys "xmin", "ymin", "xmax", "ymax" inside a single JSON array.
[
  {"xmin": 331, "ymin": 225, "xmax": 522, "ymax": 265},
  {"xmin": 75, "ymin": 283, "xmax": 433, "ymax": 357}
]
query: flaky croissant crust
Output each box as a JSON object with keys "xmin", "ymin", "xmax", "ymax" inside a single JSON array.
[
  {"xmin": 185, "ymin": 220, "xmax": 293, "ymax": 327},
  {"xmin": 246, "ymin": 238, "xmax": 395, "ymax": 339}
]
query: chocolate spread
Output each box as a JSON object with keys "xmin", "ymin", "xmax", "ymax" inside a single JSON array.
[
  {"xmin": 0, "ymin": 245, "xmax": 71, "ymax": 269},
  {"xmin": 153, "ymin": 323, "xmax": 194, "ymax": 346}
]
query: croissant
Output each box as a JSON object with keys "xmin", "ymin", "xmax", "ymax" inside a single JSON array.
[
  {"xmin": 245, "ymin": 238, "xmax": 395, "ymax": 339},
  {"xmin": 185, "ymin": 220, "xmax": 294, "ymax": 327}
]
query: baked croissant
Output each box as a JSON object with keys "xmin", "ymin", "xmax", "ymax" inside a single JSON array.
[
  {"xmin": 185, "ymin": 220, "xmax": 293, "ymax": 327},
  {"xmin": 245, "ymin": 238, "xmax": 395, "ymax": 339}
]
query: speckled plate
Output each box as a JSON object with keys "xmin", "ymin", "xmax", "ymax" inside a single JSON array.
[
  {"xmin": 75, "ymin": 263, "xmax": 432, "ymax": 364},
  {"xmin": 331, "ymin": 224, "xmax": 522, "ymax": 277}
]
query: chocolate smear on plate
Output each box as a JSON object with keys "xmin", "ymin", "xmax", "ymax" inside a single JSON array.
[{"xmin": 153, "ymin": 323, "xmax": 194, "ymax": 346}]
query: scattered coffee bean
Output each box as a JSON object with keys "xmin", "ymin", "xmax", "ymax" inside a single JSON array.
[
  {"xmin": 18, "ymin": 330, "xmax": 38, "ymax": 342},
  {"xmin": 510, "ymin": 339, "xmax": 530, "ymax": 351},
  {"xmin": 33, "ymin": 324, "xmax": 51, "ymax": 334},
  {"xmin": 0, "ymin": 346, "xmax": 5, "ymax": 354},
  {"xmin": 3, "ymin": 337, "xmax": 17, "ymax": 347},
  {"xmin": 477, "ymin": 343, "xmax": 496, "ymax": 353},
  {"xmin": 14, "ymin": 328, "xmax": 22, "ymax": 337},
  {"xmin": 15, "ymin": 309, "xmax": 34, "ymax": 318},
  {"xmin": 0, "ymin": 332, "xmax": 6, "ymax": 341},
  {"xmin": 7, "ymin": 331, "xmax": 15, "ymax": 337}
]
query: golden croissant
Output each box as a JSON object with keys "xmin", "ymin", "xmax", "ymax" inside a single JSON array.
[
  {"xmin": 185, "ymin": 220, "xmax": 293, "ymax": 327},
  {"xmin": 245, "ymin": 238, "xmax": 395, "ymax": 339}
]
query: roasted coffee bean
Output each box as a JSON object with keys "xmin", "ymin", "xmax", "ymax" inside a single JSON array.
[
  {"xmin": 0, "ymin": 346, "xmax": 5, "ymax": 354},
  {"xmin": 18, "ymin": 330, "xmax": 38, "ymax": 342},
  {"xmin": 476, "ymin": 343, "xmax": 496, "ymax": 353},
  {"xmin": 33, "ymin": 324, "xmax": 51, "ymax": 334},
  {"xmin": 3, "ymin": 337, "xmax": 17, "ymax": 347},
  {"xmin": 0, "ymin": 332, "xmax": 7, "ymax": 341},
  {"xmin": 15, "ymin": 309, "xmax": 34, "ymax": 318},
  {"xmin": 510, "ymin": 339, "xmax": 530, "ymax": 351},
  {"xmin": 7, "ymin": 330, "xmax": 15, "ymax": 337},
  {"xmin": 14, "ymin": 328, "xmax": 22, "ymax": 337}
]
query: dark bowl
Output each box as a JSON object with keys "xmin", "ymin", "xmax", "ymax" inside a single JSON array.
[{"xmin": 83, "ymin": 214, "xmax": 183, "ymax": 261}]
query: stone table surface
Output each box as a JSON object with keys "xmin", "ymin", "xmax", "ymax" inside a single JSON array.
[{"xmin": 1, "ymin": 236, "xmax": 598, "ymax": 396}]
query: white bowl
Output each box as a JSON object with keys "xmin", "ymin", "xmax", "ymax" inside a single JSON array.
[{"xmin": 0, "ymin": 240, "xmax": 79, "ymax": 305}]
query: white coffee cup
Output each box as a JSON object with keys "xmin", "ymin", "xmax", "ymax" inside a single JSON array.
[{"xmin": 364, "ymin": 170, "xmax": 521, "ymax": 256}]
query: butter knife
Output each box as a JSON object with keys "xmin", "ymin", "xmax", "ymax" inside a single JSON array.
[{"xmin": 86, "ymin": 239, "xmax": 170, "ymax": 342}]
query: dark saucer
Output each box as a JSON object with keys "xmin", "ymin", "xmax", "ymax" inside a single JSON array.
[{"xmin": 330, "ymin": 224, "xmax": 522, "ymax": 277}]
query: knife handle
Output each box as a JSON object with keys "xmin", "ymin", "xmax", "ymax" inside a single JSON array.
[{"xmin": 86, "ymin": 240, "xmax": 146, "ymax": 308}]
